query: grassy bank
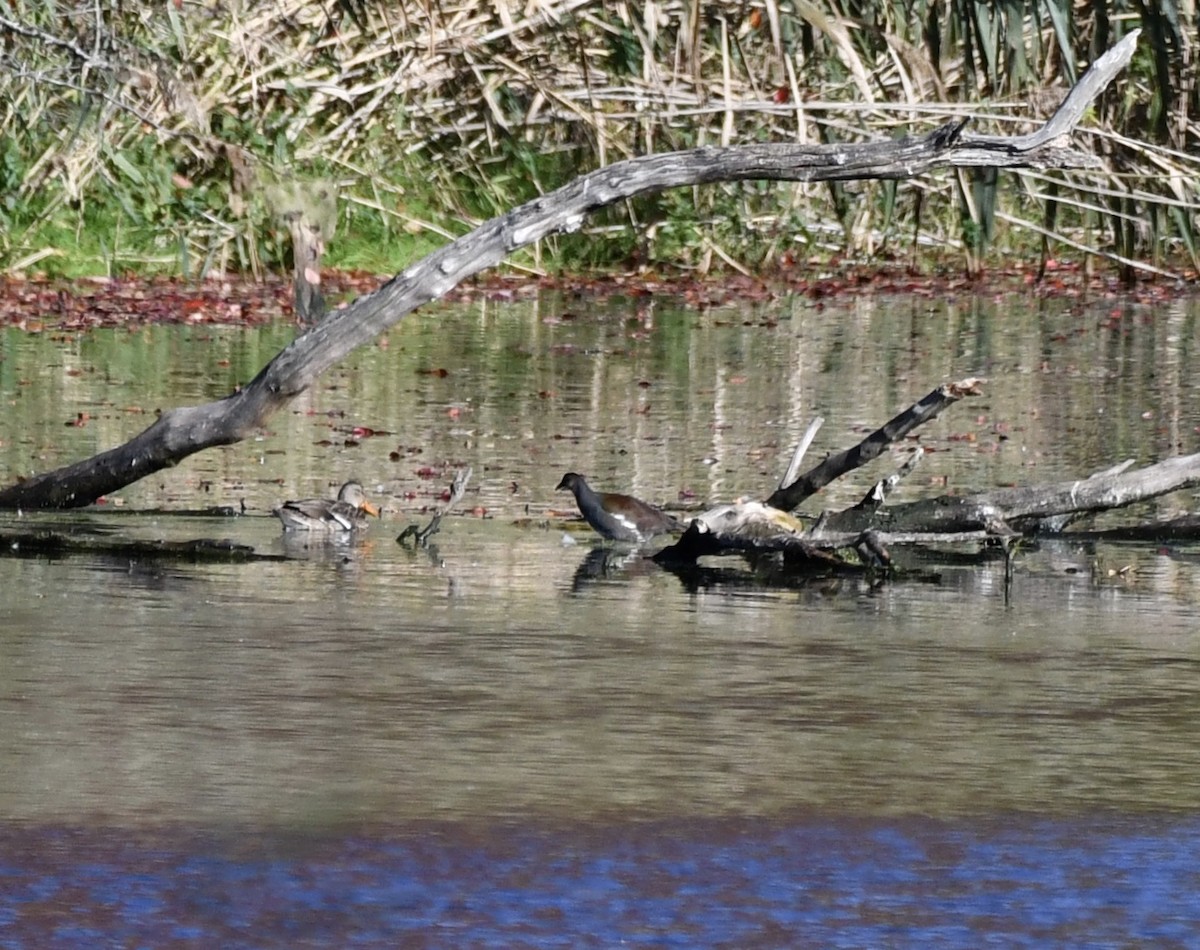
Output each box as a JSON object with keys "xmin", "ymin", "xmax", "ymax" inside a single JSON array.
[{"xmin": 1, "ymin": 1, "xmax": 1198, "ymax": 282}]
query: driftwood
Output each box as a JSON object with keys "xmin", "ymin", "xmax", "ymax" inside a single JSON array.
[
  {"xmin": 0, "ymin": 33, "xmax": 1141, "ymax": 510},
  {"xmin": 397, "ymin": 466, "xmax": 473, "ymax": 547},
  {"xmin": 653, "ymin": 377, "xmax": 1200, "ymax": 568}
]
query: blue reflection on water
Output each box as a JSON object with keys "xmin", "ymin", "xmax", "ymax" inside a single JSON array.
[{"xmin": 2, "ymin": 815, "xmax": 1199, "ymax": 948}]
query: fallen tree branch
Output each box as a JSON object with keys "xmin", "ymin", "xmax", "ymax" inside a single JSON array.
[
  {"xmin": 0, "ymin": 32, "xmax": 1140, "ymax": 509},
  {"xmin": 854, "ymin": 447, "xmax": 924, "ymax": 512},
  {"xmin": 964, "ymin": 453, "xmax": 1200, "ymax": 530},
  {"xmin": 779, "ymin": 416, "xmax": 824, "ymax": 489},
  {"xmin": 803, "ymin": 452, "xmax": 1200, "ymax": 540},
  {"xmin": 764, "ymin": 377, "xmax": 985, "ymax": 512},
  {"xmin": 654, "ymin": 373, "xmax": 1200, "ymax": 567},
  {"xmin": 1065, "ymin": 514, "xmax": 1200, "ymax": 542},
  {"xmin": 0, "ymin": 531, "xmax": 278, "ymax": 563}
]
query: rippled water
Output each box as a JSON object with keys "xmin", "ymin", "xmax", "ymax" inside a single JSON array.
[
  {"xmin": 4, "ymin": 815, "xmax": 1199, "ymax": 947},
  {"xmin": 2, "ymin": 289, "xmax": 1200, "ymax": 944}
]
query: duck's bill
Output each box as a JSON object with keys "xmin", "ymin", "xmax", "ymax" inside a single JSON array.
[{"xmin": 362, "ymin": 501, "xmax": 382, "ymax": 518}]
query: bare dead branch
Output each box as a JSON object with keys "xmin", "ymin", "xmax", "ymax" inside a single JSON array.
[
  {"xmin": 854, "ymin": 447, "xmax": 924, "ymax": 512},
  {"xmin": 779, "ymin": 416, "xmax": 824, "ymax": 490},
  {"xmin": 656, "ymin": 367, "xmax": 1200, "ymax": 567},
  {"xmin": 764, "ymin": 377, "xmax": 985, "ymax": 513},
  {"xmin": 0, "ymin": 33, "xmax": 1139, "ymax": 510},
  {"xmin": 397, "ymin": 466, "xmax": 473, "ymax": 547}
]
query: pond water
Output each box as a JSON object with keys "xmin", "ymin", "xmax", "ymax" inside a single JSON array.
[{"xmin": 2, "ymin": 287, "xmax": 1200, "ymax": 945}]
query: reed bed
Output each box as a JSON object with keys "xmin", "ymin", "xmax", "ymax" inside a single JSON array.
[{"xmin": 1, "ymin": 0, "xmax": 1197, "ymax": 279}]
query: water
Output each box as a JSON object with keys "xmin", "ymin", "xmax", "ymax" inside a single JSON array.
[
  {"xmin": 3, "ymin": 817, "xmax": 1198, "ymax": 947},
  {"xmin": 2, "ymin": 288, "xmax": 1200, "ymax": 944}
]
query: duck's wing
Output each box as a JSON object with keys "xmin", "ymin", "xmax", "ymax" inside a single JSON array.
[{"xmin": 275, "ymin": 498, "xmax": 357, "ymax": 531}]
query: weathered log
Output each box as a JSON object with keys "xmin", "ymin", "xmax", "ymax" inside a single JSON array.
[
  {"xmin": 0, "ymin": 32, "xmax": 1140, "ymax": 510},
  {"xmin": 0, "ymin": 531, "xmax": 279, "ymax": 562},
  {"xmin": 808, "ymin": 452, "xmax": 1200, "ymax": 541},
  {"xmin": 1068, "ymin": 514, "xmax": 1200, "ymax": 542},
  {"xmin": 654, "ymin": 377, "xmax": 1200, "ymax": 567}
]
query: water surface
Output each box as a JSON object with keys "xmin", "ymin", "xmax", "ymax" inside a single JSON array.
[{"xmin": 2, "ymin": 289, "xmax": 1200, "ymax": 944}]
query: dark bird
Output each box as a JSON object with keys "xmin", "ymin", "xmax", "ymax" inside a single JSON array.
[
  {"xmin": 556, "ymin": 472, "xmax": 683, "ymax": 543},
  {"xmin": 274, "ymin": 480, "xmax": 381, "ymax": 532}
]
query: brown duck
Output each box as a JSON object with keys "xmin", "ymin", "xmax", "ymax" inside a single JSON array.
[{"xmin": 274, "ymin": 481, "xmax": 381, "ymax": 532}]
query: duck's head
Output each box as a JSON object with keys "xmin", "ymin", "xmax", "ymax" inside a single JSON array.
[{"xmin": 338, "ymin": 481, "xmax": 381, "ymax": 517}]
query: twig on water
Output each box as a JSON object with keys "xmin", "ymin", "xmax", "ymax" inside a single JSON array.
[{"xmin": 397, "ymin": 466, "xmax": 473, "ymax": 547}]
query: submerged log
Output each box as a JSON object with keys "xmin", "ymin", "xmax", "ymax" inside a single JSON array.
[
  {"xmin": 0, "ymin": 530, "xmax": 280, "ymax": 563},
  {"xmin": 0, "ymin": 33, "xmax": 1141, "ymax": 510}
]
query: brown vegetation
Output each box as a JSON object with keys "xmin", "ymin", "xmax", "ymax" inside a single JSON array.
[{"xmin": 1, "ymin": 3, "xmax": 1198, "ymax": 278}]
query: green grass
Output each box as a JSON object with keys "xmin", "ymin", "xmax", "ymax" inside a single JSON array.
[{"xmin": 324, "ymin": 217, "xmax": 447, "ymax": 276}]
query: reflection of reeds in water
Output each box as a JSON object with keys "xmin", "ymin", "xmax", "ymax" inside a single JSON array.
[{"xmin": 2, "ymin": 292, "xmax": 1197, "ymax": 520}]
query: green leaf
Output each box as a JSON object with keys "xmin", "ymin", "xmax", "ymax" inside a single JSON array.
[{"xmin": 110, "ymin": 152, "xmax": 145, "ymax": 186}]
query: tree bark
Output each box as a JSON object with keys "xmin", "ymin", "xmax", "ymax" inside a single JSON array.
[
  {"xmin": 0, "ymin": 32, "xmax": 1140, "ymax": 510},
  {"xmin": 653, "ymin": 375, "xmax": 1200, "ymax": 567},
  {"xmin": 660, "ymin": 450, "xmax": 1200, "ymax": 566}
]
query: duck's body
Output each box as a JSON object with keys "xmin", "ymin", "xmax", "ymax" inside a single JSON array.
[
  {"xmin": 274, "ymin": 481, "xmax": 380, "ymax": 532},
  {"xmin": 556, "ymin": 472, "xmax": 682, "ymax": 543}
]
